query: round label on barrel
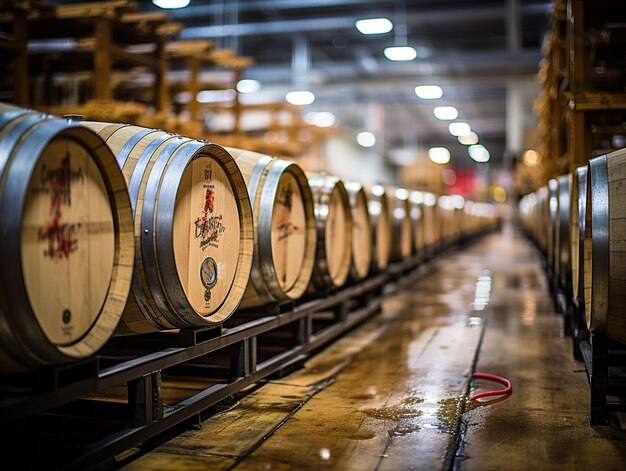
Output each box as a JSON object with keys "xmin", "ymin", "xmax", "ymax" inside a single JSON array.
[
  {"xmin": 352, "ymin": 191, "xmax": 372, "ymax": 278},
  {"xmin": 21, "ymin": 137, "xmax": 115, "ymax": 346},
  {"xmin": 326, "ymin": 186, "xmax": 348, "ymax": 284},
  {"xmin": 271, "ymin": 171, "xmax": 306, "ymax": 292},
  {"xmin": 173, "ymin": 156, "xmax": 240, "ymax": 316}
]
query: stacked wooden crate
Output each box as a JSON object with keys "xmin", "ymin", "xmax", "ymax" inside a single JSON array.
[{"xmin": 531, "ymin": 0, "xmax": 626, "ymax": 187}]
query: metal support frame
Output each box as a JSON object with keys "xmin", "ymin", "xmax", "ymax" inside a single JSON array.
[
  {"xmin": 522, "ymin": 227, "xmax": 626, "ymax": 426},
  {"xmin": 0, "ymin": 231, "xmax": 492, "ymax": 470}
]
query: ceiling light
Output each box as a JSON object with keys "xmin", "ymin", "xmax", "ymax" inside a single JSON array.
[
  {"xmin": 236, "ymin": 79, "xmax": 261, "ymax": 93},
  {"xmin": 428, "ymin": 147, "xmax": 450, "ymax": 164},
  {"xmin": 355, "ymin": 18, "xmax": 393, "ymax": 35},
  {"xmin": 448, "ymin": 122, "xmax": 472, "ymax": 137},
  {"xmin": 357, "ymin": 131, "xmax": 376, "ymax": 147},
  {"xmin": 197, "ymin": 89, "xmax": 236, "ymax": 103},
  {"xmin": 153, "ymin": 0, "xmax": 190, "ymax": 8},
  {"xmin": 304, "ymin": 111, "xmax": 336, "ymax": 128},
  {"xmin": 523, "ymin": 149, "xmax": 539, "ymax": 166},
  {"xmin": 285, "ymin": 90, "xmax": 315, "ymax": 106},
  {"xmin": 383, "ymin": 46, "xmax": 417, "ymax": 61},
  {"xmin": 458, "ymin": 132, "xmax": 479, "ymax": 145},
  {"xmin": 415, "ymin": 85, "xmax": 443, "ymax": 99},
  {"xmin": 468, "ymin": 144, "xmax": 490, "ymax": 163},
  {"xmin": 433, "ymin": 106, "xmax": 458, "ymax": 120}
]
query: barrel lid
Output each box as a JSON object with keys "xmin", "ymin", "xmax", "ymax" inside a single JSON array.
[
  {"xmin": 21, "ymin": 135, "xmax": 115, "ymax": 346},
  {"xmin": 173, "ymin": 155, "xmax": 240, "ymax": 316}
]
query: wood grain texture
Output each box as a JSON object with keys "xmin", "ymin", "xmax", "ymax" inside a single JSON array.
[
  {"xmin": 0, "ymin": 110, "xmax": 133, "ymax": 373},
  {"xmin": 83, "ymin": 123, "xmax": 253, "ymax": 333},
  {"xmin": 387, "ymin": 187, "xmax": 413, "ymax": 262},
  {"xmin": 230, "ymin": 148, "xmax": 316, "ymax": 308},
  {"xmin": 570, "ymin": 174, "xmax": 581, "ymax": 301},
  {"xmin": 308, "ymin": 174, "xmax": 352, "ymax": 290},
  {"xmin": 365, "ymin": 186, "xmax": 391, "ymax": 271},
  {"xmin": 605, "ymin": 148, "xmax": 626, "ymax": 343},
  {"xmin": 21, "ymin": 137, "xmax": 115, "ymax": 345},
  {"xmin": 349, "ymin": 186, "xmax": 373, "ymax": 279},
  {"xmin": 326, "ymin": 185, "xmax": 350, "ymax": 285}
]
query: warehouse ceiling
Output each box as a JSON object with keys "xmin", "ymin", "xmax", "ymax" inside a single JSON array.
[{"xmin": 52, "ymin": 0, "xmax": 551, "ymax": 167}]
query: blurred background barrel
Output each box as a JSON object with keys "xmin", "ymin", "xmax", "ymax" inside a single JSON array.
[
  {"xmin": 570, "ymin": 165, "xmax": 587, "ymax": 311},
  {"xmin": 308, "ymin": 174, "xmax": 353, "ymax": 290},
  {"xmin": 227, "ymin": 148, "xmax": 316, "ymax": 308},
  {"xmin": 365, "ymin": 184, "xmax": 392, "ymax": 272},
  {"xmin": 0, "ymin": 104, "xmax": 134, "ymax": 373},
  {"xmin": 345, "ymin": 182, "xmax": 373, "ymax": 280},
  {"xmin": 537, "ymin": 186, "xmax": 549, "ymax": 254},
  {"xmin": 421, "ymin": 192, "xmax": 439, "ymax": 252},
  {"xmin": 83, "ymin": 122, "xmax": 253, "ymax": 334},
  {"xmin": 547, "ymin": 178, "xmax": 558, "ymax": 282},
  {"xmin": 388, "ymin": 187, "xmax": 413, "ymax": 262},
  {"xmin": 555, "ymin": 174, "xmax": 571, "ymax": 293},
  {"xmin": 409, "ymin": 191, "xmax": 425, "ymax": 256},
  {"xmin": 584, "ymin": 149, "xmax": 626, "ymax": 343}
]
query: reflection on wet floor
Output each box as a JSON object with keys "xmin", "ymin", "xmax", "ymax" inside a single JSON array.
[{"xmin": 124, "ymin": 226, "xmax": 626, "ymax": 471}]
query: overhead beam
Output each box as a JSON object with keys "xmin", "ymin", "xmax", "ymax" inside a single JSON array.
[
  {"xmin": 181, "ymin": 4, "xmax": 551, "ymax": 39},
  {"xmin": 244, "ymin": 50, "xmax": 542, "ymax": 84}
]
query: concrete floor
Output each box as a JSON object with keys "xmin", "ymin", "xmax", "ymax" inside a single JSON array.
[{"xmin": 123, "ymin": 225, "xmax": 626, "ymax": 470}]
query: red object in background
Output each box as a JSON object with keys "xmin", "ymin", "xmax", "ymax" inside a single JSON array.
[{"xmin": 449, "ymin": 168, "xmax": 476, "ymax": 197}]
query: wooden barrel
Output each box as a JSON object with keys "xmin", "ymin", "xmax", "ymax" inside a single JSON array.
[
  {"xmin": 570, "ymin": 165, "xmax": 587, "ymax": 308},
  {"xmin": 365, "ymin": 184, "xmax": 392, "ymax": 271},
  {"xmin": 225, "ymin": 148, "xmax": 316, "ymax": 308},
  {"xmin": 82, "ymin": 122, "xmax": 253, "ymax": 334},
  {"xmin": 344, "ymin": 182, "xmax": 373, "ymax": 280},
  {"xmin": 0, "ymin": 104, "xmax": 134, "ymax": 373},
  {"xmin": 409, "ymin": 191, "xmax": 425, "ymax": 254},
  {"xmin": 547, "ymin": 178, "xmax": 558, "ymax": 277},
  {"xmin": 420, "ymin": 192, "xmax": 439, "ymax": 250},
  {"xmin": 584, "ymin": 149, "xmax": 626, "ymax": 343},
  {"xmin": 437, "ymin": 195, "xmax": 457, "ymax": 246},
  {"xmin": 537, "ymin": 186, "xmax": 549, "ymax": 253},
  {"xmin": 555, "ymin": 174, "xmax": 572, "ymax": 292},
  {"xmin": 388, "ymin": 187, "xmax": 413, "ymax": 261},
  {"xmin": 308, "ymin": 174, "xmax": 353, "ymax": 289}
]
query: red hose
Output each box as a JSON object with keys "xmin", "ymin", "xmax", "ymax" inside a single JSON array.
[{"xmin": 470, "ymin": 372, "xmax": 512, "ymax": 402}]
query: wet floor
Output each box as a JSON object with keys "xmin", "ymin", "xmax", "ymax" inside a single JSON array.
[{"xmin": 123, "ymin": 225, "xmax": 626, "ymax": 470}]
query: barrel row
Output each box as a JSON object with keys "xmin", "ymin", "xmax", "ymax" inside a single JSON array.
[
  {"xmin": 0, "ymin": 104, "xmax": 499, "ymax": 373},
  {"xmin": 518, "ymin": 147, "xmax": 626, "ymax": 345}
]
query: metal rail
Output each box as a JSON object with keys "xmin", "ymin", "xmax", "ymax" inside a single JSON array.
[{"xmin": 0, "ymin": 245, "xmax": 450, "ymax": 471}]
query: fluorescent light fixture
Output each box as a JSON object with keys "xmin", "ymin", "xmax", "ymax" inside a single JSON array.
[
  {"xmin": 153, "ymin": 0, "xmax": 190, "ymax": 8},
  {"xmin": 452, "ymin": 195, "xmax": 465, "ymax": 209},
  {"xmin": 523, "ymin": 149, "xmax": 539, "ymax": 166},
  {"xmin": 424, "ymin": 192, "xmax": 437, "ymax": 206},
  {"xmin": 357, "ymin": 131, "xmax": 376, "ymax": 147},
  {"xmin": 433, "ymin": 106, "xmax": 458, "ymax": 120},
  {"xmin": 371, "ymin": 184, "xmax": 385, "ymax": 196},
  {"xmin": 428, "ymin": 147, "xmax": 450, "ymax": 164},
  {"xmin": 304, "ymin": 111, "xmax": 336, "ymax": 128},
  {"xmin": 468, "ymin": 144, "xmax": 490, "ymax": 163},
  {"xmin": 384, "ymin": 46, "xmax": 417, "ymax": 61},
  {"xmin": 197, "ymin": 89, "xmax": 236, "ymax": 103},
  {"xmin": 448, "ymin": 122, "xmax": 472, "ymax": 137},
  {"xmin": 355, "ymin": 18, "xmax": 393, "ymax": 35},
  {"xmin": 285, "ymin": 90, "xmax": 315, "ymax": 105},
  {"xmin": 458, "ymin": 132, "xmax": 479, "ymax": 145},
  {"xmin": 236, "ymin": 79, "xmax": 261, "ymax": 93},
  {"xmin": 415, "ymin": 85, "xmax": 443, "ymax": 99},
  {"xmin": 395, "ymin": 188, "xmax": 409, "ymax": 200},
  {"xmin": 410, "ymin": 191, "xmax": 424, "ymax": 204}
]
